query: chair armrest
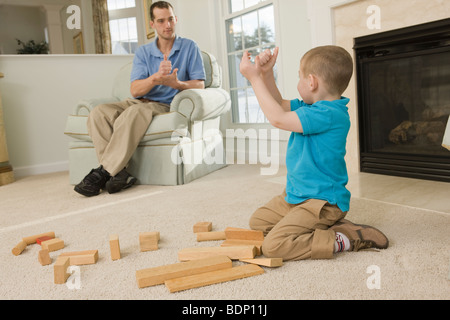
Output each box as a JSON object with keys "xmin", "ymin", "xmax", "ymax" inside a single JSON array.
[
  {"xmin": 170, "ymin": 88, "xmax": 231, "ymax": 122},
  {"xmin": 74, "ymin": 97, "xmax": 120, "ymax": 115}
]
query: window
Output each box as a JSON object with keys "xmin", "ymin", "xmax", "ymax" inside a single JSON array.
[
  {"xmin": 107, "ymin": 0, "xmax": 139, "ymax": 54},
  {"xmin": 225, "ymin": 0, "xmax": 277, "ymax": 123},
  {"xmin": 107, "ymin": 0, "xmax": 136, "ymax": 10}
]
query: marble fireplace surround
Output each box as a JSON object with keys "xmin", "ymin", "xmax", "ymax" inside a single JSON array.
[{"xmin": 316, "ymin": 0, "xmax": 450, "ymax": 175}]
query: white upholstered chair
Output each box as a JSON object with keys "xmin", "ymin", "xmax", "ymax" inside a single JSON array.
[{"xmin": 64, "ymin": 51, "xmax": 231, "ymax": 185}]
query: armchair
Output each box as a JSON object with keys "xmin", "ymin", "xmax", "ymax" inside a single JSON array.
[{"xmin": 64, "ymin": 51, "xmax": 231, "ymax": 185}]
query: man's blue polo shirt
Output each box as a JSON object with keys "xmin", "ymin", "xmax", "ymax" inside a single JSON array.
[
  {"xmin": 285, "ymin": 97, "xmax": 351, "ymax": 212},
  {"xmin": 130, "ymin": 35, "xmax": 206, "ymax": 105}
]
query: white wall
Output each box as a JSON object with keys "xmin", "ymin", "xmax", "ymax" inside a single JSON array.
[
  {"xmin": 0, "ymin": 54, "xmax": 134, "ymax": 177},
  {"xmin": 172, "ymin": 0, "xmax": 219, "ymax": 56}
]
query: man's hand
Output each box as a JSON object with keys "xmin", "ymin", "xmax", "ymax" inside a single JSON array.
[
  {"xmin": 162, "ymin": 68, "xmax": 180, "ymax": 89},
  {"xmin": 153, "ymin": 55, "xmax": 181, "ymax": 89},
  {"xmin": 131, "ymin": 54, "xmax": 204, "ymax": 97},
  {"xmin": 158, "ymin": 54, "xmax": 172, "ymax": 76}
]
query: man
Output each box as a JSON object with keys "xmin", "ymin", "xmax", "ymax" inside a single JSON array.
[{"xmin": 74, "ymin": 1, "xmax": 205, "ymax": 197}]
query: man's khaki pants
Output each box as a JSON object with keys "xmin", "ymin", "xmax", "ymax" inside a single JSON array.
[
  {"xmin": 87, "ymin": 99, "xmax": 170, "ymax": 177},
  {"xmin": 249, "ymin": 191, "xmax": 346, "ymax": 261}
]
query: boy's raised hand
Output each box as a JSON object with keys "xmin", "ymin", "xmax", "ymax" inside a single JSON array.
[
  {"xmin": 240, "ymin": 48, "xmax": 280, "ymax": 82},
  {"xmin": 240, "ymin": 51, "xmax": 259, "ymax": 81},
  {"xmin": 257, "ymin": 47, "xmax": 279, "ymax": 75}
]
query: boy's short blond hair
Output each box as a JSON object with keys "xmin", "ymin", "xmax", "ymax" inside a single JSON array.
[{"xmin": 301, "ymin": 45, "xmax": 353, "ymax": 96}]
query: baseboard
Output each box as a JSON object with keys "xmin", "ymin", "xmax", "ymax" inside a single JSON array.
[{"xmin": 13, "ymin": 161, "xmax": 69, "ymax": 178}]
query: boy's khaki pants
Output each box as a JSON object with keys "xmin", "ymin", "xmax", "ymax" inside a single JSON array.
[
  {"xmin": 87, "ymin": 99, "xmax": 170, "ymax": 177},
  {"xmin": 249, "ymin": 191, "xmax": 346, "ymax": 261}
]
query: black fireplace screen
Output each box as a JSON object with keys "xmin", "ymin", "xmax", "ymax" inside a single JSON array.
[{"xmin": 354, "ymin": 18, "xmax": 450, "ymax": 182}]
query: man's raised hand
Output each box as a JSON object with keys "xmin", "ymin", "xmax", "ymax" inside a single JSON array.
[{"xmin": 159, "ymin": 54, "xmax": 172, "ymax": 76}]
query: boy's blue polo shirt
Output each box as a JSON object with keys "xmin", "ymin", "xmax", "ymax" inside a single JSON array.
[
  {"xmin": 130, "ymin": 35, "xmax": 206, "ymax": 105},
  {"xmin": 286, "ymin": 97, "xmax": 351, "ymax": 212}
]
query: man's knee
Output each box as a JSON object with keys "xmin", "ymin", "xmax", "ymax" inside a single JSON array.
[{"xmin": 89, "ymin": 104, "xmax": 114, "ymax": 121}]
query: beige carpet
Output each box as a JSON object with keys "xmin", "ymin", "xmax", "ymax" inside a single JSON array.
[{"xmin": 1, "ymin": 164, "xmax": 449, "ymax": 300}]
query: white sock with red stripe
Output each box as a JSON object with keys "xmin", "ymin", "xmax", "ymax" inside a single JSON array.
[{"xmin": 334, "ymin": 232, "xmax": 350, "ymax": 252}]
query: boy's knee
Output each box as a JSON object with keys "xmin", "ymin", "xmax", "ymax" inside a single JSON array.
[
  {"xmin": 249, "ymin": 213, "xmax": 272, "ymax": 235},
  {"xmin": 261, "ymin": 236, "xmax": 282, "ymax": 258},
  {"xmin": 249, "ymin": 214, "xmax": 262, "ymax": 230}
]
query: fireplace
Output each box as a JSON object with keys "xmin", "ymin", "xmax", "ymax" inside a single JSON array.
[{"xmin": 354, "ymin": 18, "xmax": 450, "ymax": 182}]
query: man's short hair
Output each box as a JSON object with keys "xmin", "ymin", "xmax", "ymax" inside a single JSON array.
[
  {"xmin": 301, "ymin": 46, "xmax": 353, "ymax": 96},
  {"xmin": 150, "ymin": 1, "xmax": 174, "ymax": 21}
]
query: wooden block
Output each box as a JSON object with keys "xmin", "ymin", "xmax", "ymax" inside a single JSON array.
[
  {"xmin": 38, "ymin": 249, "xmax": 52, "ymax": 266},
  {"xmin": 36, "ymin": 236, "xmax": 53, "ymax": 245},
  {"xmin": 59, "ymin": 250, "xmax": 98, "ymax": 265},
  {"xmin": 225, "ymin": 227, "xmax": 264, "ymax": 241},
  {"xmin": 178, "ymin": 245, "xmax": 257, "ymax": 261},
  {"xmin": 11, "ymin": 240, "xmax": 27, "ymax": 256},
  {"xmin": 221, "ymin": 239, "xmax": 263, "ymax": 255},
  {"xmin": 193, "ymin": 222, "xmax": 212, "ymax": 233},
  {"xmin": 136, "ymin": 255, "xmax": 232, "ymax": 289},
  {"xmin": 240, "ymin": 258, "xmax": 283, "ymax": 268},
  {"xmin": 165, "ymin": 264, "xmax": 265, "ymax": 293},
  {"xmin": 22, "ymin": 231, "xmax": 55, "ymax": 245},
  {"xmin": 139, "ymin": 232, "xmax": 160, "ymax": 252},
  {"xmin": 54, "ymin": 256, "xmax": 70, "ymax": 284},
  {"xmin": 109, "ymin": 235, "xmax": 121, "ymax": 261},
  {"xmin": 196, "ymin": 231, "xmax": 226, "ymax": 242},
  {"xmin": 41, "ymin": 238, "xmax": 64, "ymax": 252}
]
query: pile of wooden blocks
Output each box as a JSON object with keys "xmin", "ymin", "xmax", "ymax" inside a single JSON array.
[
  {"xmin": 11, "ymin": 231, "xmax": 99, "ymax": 284},
  {"xmin": 11, "ymin": 230, "xmax": 161, "ymax": 285},
  {"xmin": 136, "ymin": 222, "xmax": 283, "ymax": 293},
  {"xmin": 12, "ymin": 222, "xmax": 282, "ymax": 292}
]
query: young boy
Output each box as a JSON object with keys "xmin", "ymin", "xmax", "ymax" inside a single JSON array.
[{"xmin": 239, "ymin": 46, "xmax": 388, "ymax": 261}]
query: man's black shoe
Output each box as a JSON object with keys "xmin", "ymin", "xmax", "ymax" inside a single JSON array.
[
  {"xmin": 74, "ymin": 166, "xmax": 111, "ymax": 197},
  {"xmin": 105, "ymin": 169, "xmax": 137, "ymax": 194}
]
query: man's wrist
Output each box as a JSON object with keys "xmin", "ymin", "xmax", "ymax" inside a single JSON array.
[
  {"xmin": 149, "ymin": 74, "xmax": 160, "ymax": 86},
  {"xmin": 173, "ymin": 80, "xmax": 185, "ymax": 91}
]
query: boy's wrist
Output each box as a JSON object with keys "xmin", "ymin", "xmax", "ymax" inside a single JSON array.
[
  {"xmin": 249, "ymin": 75, "xmax": 264, "ymax": 86},
  {"xmin": 260, "ymin": 70, "xmax": 275, "ymax": 84},
  {"xmin": 261, "ymin": 70, "xmax": 274, "ymax": 79}
]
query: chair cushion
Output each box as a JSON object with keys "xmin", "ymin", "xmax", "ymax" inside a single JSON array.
[
  {"xmin": 201, "ymin": 51, "xmax": 221, "ymax": 88},
  {"xmin": 141, "ymin": 111, "xmax": 189, "ymax": 143},
  {"xmin": 112, "ymin": 62, "xmax": 133, "ymax": 101},
  {"xmin": 64, "ymin": 111, "xmax": 189, "ymax": 143}
]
